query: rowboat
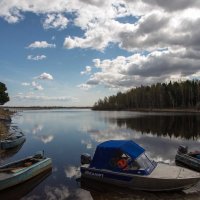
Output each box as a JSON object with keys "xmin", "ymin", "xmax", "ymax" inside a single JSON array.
[
  {"xmin": 0, "ymin": 133, "xmax": 26, "ymax": 150},
  {"xmin": 80, "ymin": 140, "xmax": 200, "ymax": 191},
  {"xmin": 175, "ymin": 146, "xmax": 200, "ymax": 172},
  {"xmin": 0, "ymin": 169, "xmax": 52, "ymax": 200},
  {"xmin": 0, "ymin": 151, "xmax": 52, "ymax": 191}
]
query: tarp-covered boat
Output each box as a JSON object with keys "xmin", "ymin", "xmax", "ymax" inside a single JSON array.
[
  {"xmin": 0, "ymin": 151, "xmax": 52, "ymax": 191},
  {"xmin": 80, "ymin": 140, "xmax": 200, "ymax": 191}
]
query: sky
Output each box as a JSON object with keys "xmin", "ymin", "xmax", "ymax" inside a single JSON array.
[{"xmin": 0, "ymin": 0, "xmax": 200, "ymax": 106}]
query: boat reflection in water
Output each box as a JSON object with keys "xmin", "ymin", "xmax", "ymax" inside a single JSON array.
[
  {"xmin": 0, "ymin": 168, "xmax": 52, "ymax": 200},
  {"xmin": 0, "ymin": 141, "xmax": 25, "ymax": 162},
  {"xmin": 79, "ymin": 177, "xmax": 200, "ymax": 200}
]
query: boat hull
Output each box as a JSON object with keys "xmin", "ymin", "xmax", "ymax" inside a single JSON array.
[
  {"xmin": 0, "ymin": 136, "xmax": 26, "ymax": 150},
  {"xmin": 81, "ymin": 166, "xmax": 200, "ymax": 191},
  {"xmin": 0, "ymin": 157, "xmax": 52, "ymax": 191},
  {"xmin": 175, "ymin": 153, "xmax": 200, "ymax": 172}
]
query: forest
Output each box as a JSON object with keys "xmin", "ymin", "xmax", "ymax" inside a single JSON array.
[
  {"xmin": 0, "ymin": 82, "xmax": 9, "ymax": 105},
  {"xmin": 92, "ymin": 80, "xmax": 200, "ymax": 110}
]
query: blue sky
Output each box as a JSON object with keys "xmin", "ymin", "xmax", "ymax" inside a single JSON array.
[{"xmin": 0, "ymin": 1, "xmax": 200, "ymax": 106}]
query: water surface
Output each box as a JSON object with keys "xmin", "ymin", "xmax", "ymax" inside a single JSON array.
[{"xmin": 1, "ymin": 109, "xmax": 200, "ymax": 199}]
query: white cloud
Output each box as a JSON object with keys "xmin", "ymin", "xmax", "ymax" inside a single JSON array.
[
  {"xmin": 36, "ymin": 135, "xmax": 54, "ymax": 143},
  {"xmin": 65, "ymin": 166, "xmax": 79, "ymax": 179},
  {"xmin": 21, "ymin": 82, "xmax": 30, "ymax": 86},
  {"xmin": 36, "ymin": 72, "xmax": 53, "ymax": 80},
  {"xmin": 27, "ymin": 55, "xmax": 46, "ymax": 61},
  {"xmin": 13, "ymin": 93, "xmax": 78, "ymax": 102},
  {"xmin": 45, "ymin": 185, "xmax": 70, "ymax": 200},
  {"xmin": 81, "ymin": 66, "xmax": 92, "ymax": 75},
  {"xmin": 27, "ymin": 41, "xmax": 56, "ymax": 49},
  {"xmin": 43, "ymin": 13, "xmax": 68, "ymax": 30},
  {"xmin": 32, "ymin": 124, "xmax": 43, "ymax": 134},
  {"xmin": 77, "ymin": 83, "xmax": 92, "ymax": 90},
  {"xmin": 32, "ymin": 81, "xmax": 44, "ymax": 91},
  {"xmin": 1, "ymin": 0, "xmax": 200, "ymax": 90},
  {"xmin": 80, "ymin": 48, "xmax": 200, "ymax": 90}
]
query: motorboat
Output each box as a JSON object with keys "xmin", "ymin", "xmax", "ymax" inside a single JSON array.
[
  {"xmin": 80, "ymin": 140, "xmax": 200, "ymax": 191},
  {"xmin": 0, "ymin": 151, "xmax": 52, "ymax": 191},
  {"xmin": 175, "ymin": 145, "xmax": 200, "ymax": 172}
]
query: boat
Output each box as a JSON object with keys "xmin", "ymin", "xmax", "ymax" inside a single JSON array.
[
  {"xmin": 80, "ymin": 140, "xmax": 200, "ymax": 191},
  {"xmin": 0, "ymin": 133, "xmax": 26, "ymax": 150},
  {"xmin": 0, "ymin": 151, "xmax": 52, "ymax": 191},
  {"xmin": 175, "ymin": 145, "xmax": 200, "ymax": 172},
  {"xmin": 0, "ymin": 169, "xmax": 52, "ymax": 200}
]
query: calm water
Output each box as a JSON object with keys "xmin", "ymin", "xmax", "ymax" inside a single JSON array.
[{"xmin": 1, "ymin": 109, "xmax": 200, "ymax": 200}]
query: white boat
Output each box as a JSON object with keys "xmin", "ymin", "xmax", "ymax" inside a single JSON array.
[{"xmin": 80, "ymin": 140, "xmax": 200, "ymax": 191}]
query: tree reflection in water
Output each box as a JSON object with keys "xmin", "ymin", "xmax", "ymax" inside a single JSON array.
[{"xmin": 113, "ymin": 114, "xmax": 200, "ymax": 140}]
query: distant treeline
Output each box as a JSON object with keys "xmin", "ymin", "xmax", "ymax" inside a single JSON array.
[
  {"xmin": 92, "ymin": 80, "xmax": 200, "ymax": 110},
  {"xmin": 3, "ymin": 106, "xmax": 91, "ymax": 110}
]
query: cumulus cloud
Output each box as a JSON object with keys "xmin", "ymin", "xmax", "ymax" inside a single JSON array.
[
  {"xmin": 36, "ymin": 72, "xmax": 53, "ymax": 80},
  {"xmin": 27, "ymin": 55, "xmax": 46, "ymax": 61},
  {"xmin": 81, "ymin": 66, "xmax": 92, "ymax": 75},
  {"xmin": 32, "ymin": 81, "xmax": 44, "ymax": 91},
  {"xmin": 43, "ymin": 13, "xmax": 68, "ymax": 30},
  {"xmin": 81, "ymin": 48, "xmax": 200, "ymax": 90},
  {"xmin": 27, "ymin": 41, "xmax": 56, "ymax": 49},
  {"xmin": 141, "ymin": 0, "xmax": 200, "ymax": 12},
  {"xmin": 1, "ymin": 1, "xmax": 200, "ymax": 89}
]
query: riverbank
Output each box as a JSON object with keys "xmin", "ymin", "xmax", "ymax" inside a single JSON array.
[
  {"xmin": 92, "ymin": 108, "xmax": 200, "ymax": 113},
  {"xmin": 0, "ymin": 108, "xmax": 13, "ymax": 138},
  {"xmin": 127, "ymin": 108, "xmax": 200, "ymax": 113}
]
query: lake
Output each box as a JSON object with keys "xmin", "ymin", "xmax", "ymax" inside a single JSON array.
[{"xmin": 1, "ymin": 109, "xmax": 200, "ymax": 200}]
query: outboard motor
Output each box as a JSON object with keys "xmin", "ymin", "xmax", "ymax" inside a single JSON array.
[
  {"xmin": 178, "ymin": 146, "xmax": 188, "ymax": 154},
  {"xmin": 81, "ymin": 153, "xmax": 91, "ymax": 165}
]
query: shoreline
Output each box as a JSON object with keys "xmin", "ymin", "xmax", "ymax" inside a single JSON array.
[
  {"xmin": 126, "ymin": 108, "xmax": 200, "ymax": 113},
  {"xmin": 3, "ymin": 106, "xmax": 91, "ymax": 111},
  {"xmin": 92, "ymin": 108, "xmax": 200, "ymax": 113},
  {"xmin": 0, "ymin": 108, "xmax": 13, "ymax": 138},
  {"xmin": 2, "ymin": 106, "xmax": 200, "ymax": 113}
]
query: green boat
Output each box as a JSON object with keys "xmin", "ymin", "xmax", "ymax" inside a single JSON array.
[
  {"xmin": 0, "ymin": 133, "xmax": 26, "ymax": 150},
  {"xmin": 0, "ymin": 151, "xmax": 52, "ymax": 191}
]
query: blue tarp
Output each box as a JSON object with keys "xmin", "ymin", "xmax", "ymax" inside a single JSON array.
[{"xmin": 90, "ymin": 140, "xmax": 145, "ymax": 169}]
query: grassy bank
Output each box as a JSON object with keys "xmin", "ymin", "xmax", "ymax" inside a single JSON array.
[{"xmin": 0, "ymin": 108, "xmax": 13, "ymax": 138}]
